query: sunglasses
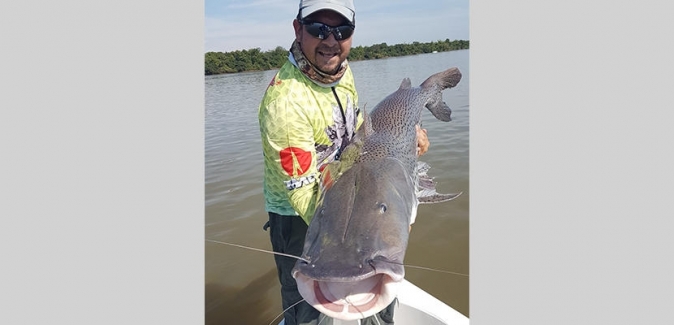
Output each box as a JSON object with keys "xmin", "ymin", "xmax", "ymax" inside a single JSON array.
[{"xmin": 299, "ymin": 20, "xmax": 355, "ymax": 41}]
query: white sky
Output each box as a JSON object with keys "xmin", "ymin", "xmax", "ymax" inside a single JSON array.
[{"xmin": 205, "ymin": 0, "xmax": 469, "ymax": 52}]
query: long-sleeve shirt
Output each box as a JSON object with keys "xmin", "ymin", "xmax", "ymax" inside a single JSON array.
[{"xmin": 258, "ymin": 57, "xmax": 362, "ymax": 224}]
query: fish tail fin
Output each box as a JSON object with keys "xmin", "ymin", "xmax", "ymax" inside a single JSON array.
[
  {"xmin": 420, "ymin": 67, "xmax": 462, "ymax": 122},
  {"xmin": 420, "ymin": 67, "xmax": 462, "ymax": 91}
]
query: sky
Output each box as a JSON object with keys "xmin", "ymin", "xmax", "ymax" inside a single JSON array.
[{"xmin": 205, "ymin": 0, "xmax": 469, "ymax": 53}]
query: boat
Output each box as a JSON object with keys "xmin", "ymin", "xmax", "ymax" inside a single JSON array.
[{"xmin": 280, "ymin": 279, "xmax": 468, "ymax": 324}]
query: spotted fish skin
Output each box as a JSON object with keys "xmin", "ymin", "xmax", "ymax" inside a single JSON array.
[
  {"xmin": 291, "ymin": 68, "xmax": 463, "ymax": 321},
  {"xmin": 358, "ymin": 67, "xmax": 462, "ymax": 179}
]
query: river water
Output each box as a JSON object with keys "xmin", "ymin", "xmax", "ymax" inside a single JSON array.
[{"xmin": 205, "ymin": 49, "xmax": 469, "ymax": 324}]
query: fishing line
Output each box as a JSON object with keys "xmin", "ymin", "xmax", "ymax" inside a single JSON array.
[
  {"xmin": 379, "ymin": 260, "xmax": 469, "ymax": 277},
  {"xmin": 346, "ymin": 299, "xmax": 379, "ymax": 325},
  {"xmin": 344, "ymin": 297, "xmax": 367, "ymax": 322},
  {"xmin": 205, "ymin": 239, "xmax": 310, "ymax": 263},
  {"xmin": 404, "ymin": 264, "xmax": 468, "ymax": 277},
  {"xmin": 267, "ymin": 298, "xmax": 306, "ymax": 325}
]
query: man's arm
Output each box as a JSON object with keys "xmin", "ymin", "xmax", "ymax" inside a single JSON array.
[{"xmin": 260, "ymin": 99, "xmax": 320, "ymax": 224}]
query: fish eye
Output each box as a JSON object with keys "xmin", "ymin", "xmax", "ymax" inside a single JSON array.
[{"xmin": 379, "ymin": 203, "xmax": 387, "ymax": 213}]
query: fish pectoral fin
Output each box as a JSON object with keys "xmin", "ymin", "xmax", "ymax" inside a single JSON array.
[
  {"xmin": 415, "ymin": 161, "xmax": 462, "ymax": 203},
  {"xmin": 418, "ymin": 191, "xmax": 462, "ymax": 204}
]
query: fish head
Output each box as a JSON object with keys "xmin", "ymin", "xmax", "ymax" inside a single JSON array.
[{"xmin": 292, "ymin": 157, "xmax": 417, "ymax": 320}]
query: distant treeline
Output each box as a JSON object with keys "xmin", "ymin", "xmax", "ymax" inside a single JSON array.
[{"xmin": 205, "ymin": 39, "xmax": 469, "ymax": 75}]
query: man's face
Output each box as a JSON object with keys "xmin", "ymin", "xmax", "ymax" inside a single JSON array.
[{"xmin": 294, "ymin": 10, "xmax": 353, "ymax": 75}]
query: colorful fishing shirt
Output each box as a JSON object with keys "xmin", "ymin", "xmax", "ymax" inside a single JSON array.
[{"xmin": 258, "ymin": 56, "xmax": 362, "ymax": 224}]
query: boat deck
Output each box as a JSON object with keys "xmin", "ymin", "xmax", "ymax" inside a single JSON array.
[{"xmin": 281, "ymin": 280, "xmax": 469, "ymax": 325}]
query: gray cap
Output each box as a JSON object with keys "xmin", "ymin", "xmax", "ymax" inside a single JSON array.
[{"xmin": 298, "ymin": 0, "xmax": 355, "ymax": 25}]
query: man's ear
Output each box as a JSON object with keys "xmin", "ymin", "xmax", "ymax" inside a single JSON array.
[{"xmin": 293, "ymin": 19, "xmax": 302, "ymax": 41}]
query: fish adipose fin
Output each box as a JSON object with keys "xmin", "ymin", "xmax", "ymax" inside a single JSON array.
[{"xmin": 415, "ymin": 161, "xmax": 462, "ymax": 204}]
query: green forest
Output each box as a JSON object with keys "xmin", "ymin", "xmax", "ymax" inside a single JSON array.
[{"xmin": 205, "ymin": 39, "xmax": 469, "ymax": 75}]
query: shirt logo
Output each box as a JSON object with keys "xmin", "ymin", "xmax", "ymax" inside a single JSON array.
[
  {"xmin": 279, "ymin": 147, "xmax": 312, "ymax": 177},
  {"xmin": 284, "ymin": 174, "xmax": 317, "ymax": 190}
]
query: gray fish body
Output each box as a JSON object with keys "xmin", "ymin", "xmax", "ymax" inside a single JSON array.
[
  {"xmin": 292, "ymin": 68, "xmax": 462, "ymax": 320},
  {"xmin": 362, "ymin": 69, "xmax": 457, "ymax": 180}
]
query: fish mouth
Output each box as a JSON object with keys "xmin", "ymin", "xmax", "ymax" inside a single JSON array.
[{"xmin": 293, "ymin": 267, "xmax": 402, "ymax": 320}]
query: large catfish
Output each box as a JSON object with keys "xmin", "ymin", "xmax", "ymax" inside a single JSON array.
[{"xmin": 292, "ymin": 67, "xmax": 463, "ymax": 320}]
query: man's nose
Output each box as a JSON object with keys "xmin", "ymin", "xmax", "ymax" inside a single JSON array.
[{"xmin": 322, "ymin": 31, "xmax": 338, "ymax": 46}]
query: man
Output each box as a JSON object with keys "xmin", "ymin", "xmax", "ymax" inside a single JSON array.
[{"xmin": 258, "ymin": 1, "xmax": 429, "ymax": 324}]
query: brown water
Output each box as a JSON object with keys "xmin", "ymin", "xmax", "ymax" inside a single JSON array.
[{"xmin": 205, "ymin": 50, "xmax": 469, "ymax": 324}]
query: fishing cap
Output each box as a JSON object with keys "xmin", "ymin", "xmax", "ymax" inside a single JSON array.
[{"xmin": 298, "ymin": 0, "xmax": 356, "ymax": 25}]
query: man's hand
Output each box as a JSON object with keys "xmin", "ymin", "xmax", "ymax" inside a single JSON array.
[{"xmin": 416, "ymin": 125, "xmax": 429, "ymax": 156}]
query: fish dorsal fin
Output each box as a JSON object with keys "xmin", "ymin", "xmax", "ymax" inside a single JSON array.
[
  {"xmin": 350, "ymin": 110, "xmax": 373, "ymax": 145},
  {"xmin": 360, "ymin": 110, "xmax": 373, "ymax": 137},
  {"xmin": 398, "ymin": 78, "xmax": 412, "ymax": 90},
  {"xmin": 331, "ymin": 111, "xmax": 372, "ymax": 177}
]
